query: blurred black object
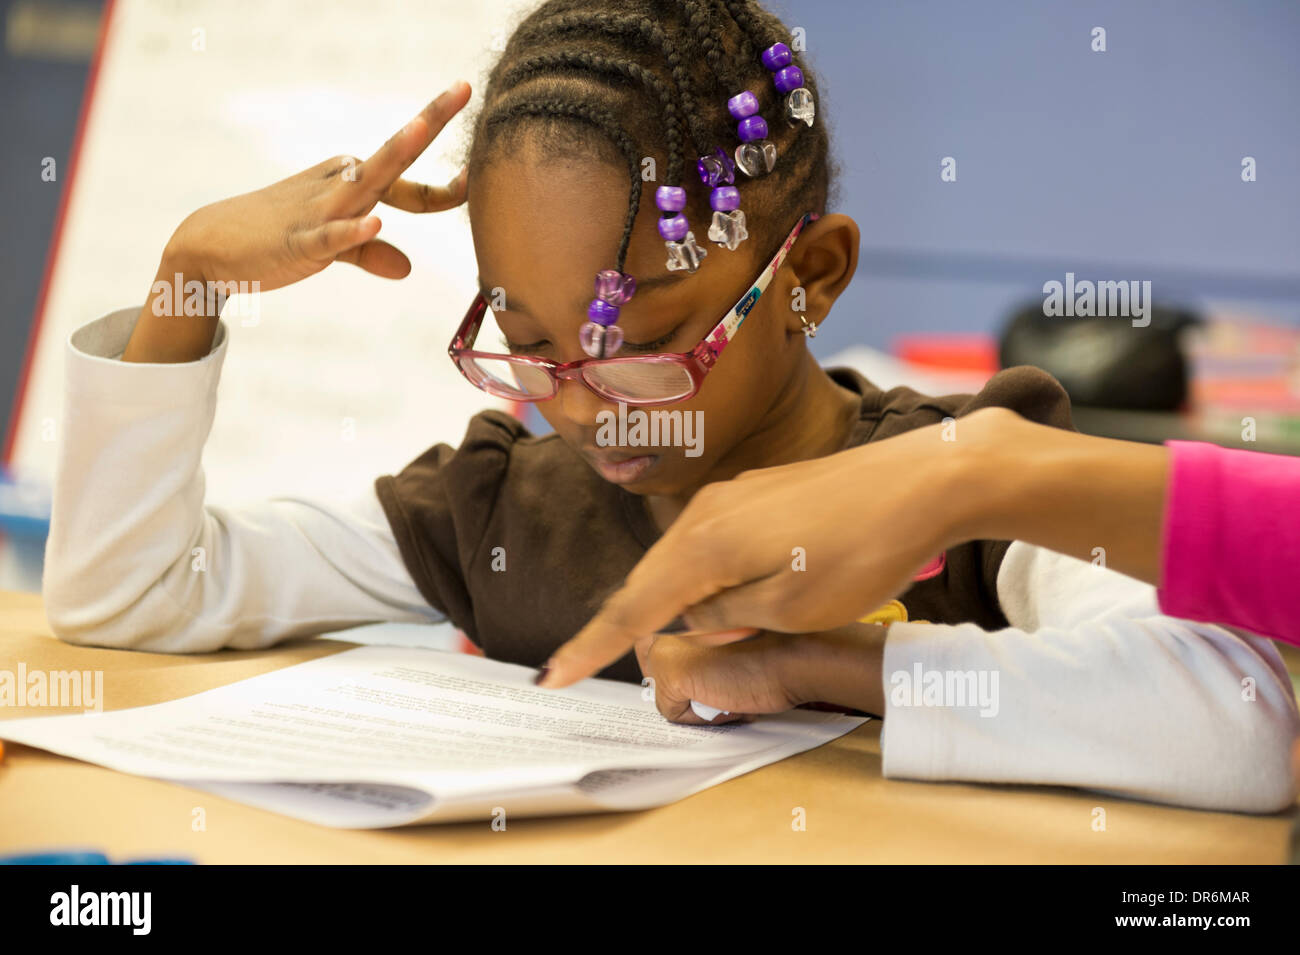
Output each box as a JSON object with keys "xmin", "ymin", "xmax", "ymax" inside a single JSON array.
[{"xmin": 999, "ymin": 301, "xmax": 1202, "ymax": 411}]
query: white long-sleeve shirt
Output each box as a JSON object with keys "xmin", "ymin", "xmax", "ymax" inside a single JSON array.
[{"xmin": 43, "ymin": 308, "xmax": 1300, "ymax": 813}]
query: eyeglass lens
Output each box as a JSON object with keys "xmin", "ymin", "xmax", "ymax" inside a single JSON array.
[{"xmin": 459, "ymin": 356, "xmax": 694, "ymax": 402}]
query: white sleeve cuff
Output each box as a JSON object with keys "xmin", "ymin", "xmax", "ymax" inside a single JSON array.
[{"xmin": 66, "ymin": 307, "xmax": 229, "ymax": 405}]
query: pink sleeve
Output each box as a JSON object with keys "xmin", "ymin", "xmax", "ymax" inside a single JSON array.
[{"xmin": 1158, "ymin": 440, "xmax": 1300, "ymax": 645}]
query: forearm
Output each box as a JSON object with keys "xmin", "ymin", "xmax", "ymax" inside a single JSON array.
[
  {"xmin": 953, "ymin": 410, "xmax": 1169, "ymax": 586},
  {"xmin": 787, "ymin": 623, "xmax": 888, "ymax": 715},
  {"xmin": 952, "ymin": 409, "xmax": 1300, "ymax": 644},
  {"xmin": 122, "ymin": 250, "xmax": 221, "ymax": 363}
]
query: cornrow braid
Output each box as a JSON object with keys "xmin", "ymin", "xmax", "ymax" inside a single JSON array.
[
  {"xmin": 715, "ymin": 0, "xmax": 817, "ymax": 181},
  {"xmin": 485, "ymin": 98, "xmax": 643, "ymax": 273},
  {"xmin": 721, "ymin": 0, "xmax": 773, "ymax": 61},
  {"xmin": 498, "ymin": 51, "xmax": 687, "ymax": 192},
  {"xmin": 513, "ymin": 11, "xmax": 713, "ymax": 155},
  {"xmin": 665, "ymin": 0, "xmax": 766, "ymax": 252},
  {"xmin": 502, "ymin": 8, "xmax": 721, "ymax": 281},
  {"xmin": 672, "ymin": 0, "xmax": 741, "ymax": 97},
  {"xmin": 466, "ymin": 0, "xmax": 836, "ymax": 357}
]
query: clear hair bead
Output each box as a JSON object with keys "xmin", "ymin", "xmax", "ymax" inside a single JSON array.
[
  {"xmin": 665, "ymin": 232, "xmax": 707, "ymax": 273},
  {"xmin": 708, "ymin": 210, "xmax": 749, "ymax": 251},
  {"xmin": 734, "ymin": 141, "xmax": 777, "ymax": 177},
  {"xmin": 786, "ymin": 87, "xmax": 815, "ymax": 127}
]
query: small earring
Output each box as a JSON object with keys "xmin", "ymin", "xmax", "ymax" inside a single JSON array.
[{"xmin": 800, "ymin": 316, "xmax": 818, "ymax": 339}]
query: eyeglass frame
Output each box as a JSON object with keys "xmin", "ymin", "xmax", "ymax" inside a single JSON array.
[{"xmin": 447, "ymin": 211, "xmax": 819, "ymax": 407}]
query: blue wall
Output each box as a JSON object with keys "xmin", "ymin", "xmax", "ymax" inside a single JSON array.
[{"xmin": 775, "ymin": 0, "xmax": 1300, "ymax": 358}]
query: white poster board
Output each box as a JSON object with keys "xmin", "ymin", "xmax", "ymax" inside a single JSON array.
[{"xmin": 9, "ymin": 0, "xmax": 536, "ymax": 507}]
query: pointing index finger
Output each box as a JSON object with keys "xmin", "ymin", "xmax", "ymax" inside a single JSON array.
[
  {"xmin": 358, "ymin": 81, "xmax": 472, "ymax": 196},
  {"xmin": 537, "ymin": 542, "xmax": 733, "ymax": 689}
]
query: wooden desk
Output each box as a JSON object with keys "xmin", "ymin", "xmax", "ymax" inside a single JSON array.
[{"xmin": 1, "ymin": 591, "xmax": 1295, "ymax": 863}]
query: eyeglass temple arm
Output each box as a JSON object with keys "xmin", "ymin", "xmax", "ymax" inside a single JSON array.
[
  {"xmin": 698, "ymin": 212, "xmax": 815, "ymax": 365},
  {"xmin": 450, "ymin": 294, "xmax": 489, "ymax": 353}
]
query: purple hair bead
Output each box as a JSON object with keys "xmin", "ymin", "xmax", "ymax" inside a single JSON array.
[
  {"xmin": 727, "ymin": 91, "xmax": 759, "ymax": 119},
  {"xmin": 658, "ymin": 213, "xmax": 689, "ymax": 241},
  {"xmin": 654, "ymin": 186, "xmax": 687, "ymax": 212},
  {"xmin": 710, "ymin": 186, "xmax": 740, "ymax": 211},
  {"xmin": 594, "ymin": 269, "xmax": 636, "ymax": 304},
  {"xmin": 697, "ymin": 146, "xmax": 735, "ymax": 186},
  {"xmin": 587, "ymin": 298, "xmax": 620, "ymax": 326},
  {"xmin": 761, "ymin": 42, "xmax": 792, "ymax": 71},
  {"xmin": 737, "ymin": 115, "xmax": 768, "ymax": 143},
  {"xmin": 773, "ymin": 65, "xmax": 804, "ymax": 95}
]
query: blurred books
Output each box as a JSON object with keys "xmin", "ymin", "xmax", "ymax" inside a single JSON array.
[{"xmin": 1185, "ymin": 312, "xmax": 1300, "ymax": 448}]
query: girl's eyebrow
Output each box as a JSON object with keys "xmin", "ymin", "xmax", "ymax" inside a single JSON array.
[{"xmin": 477, "ymin": 278, "xmax": 534, "ymax": 317}]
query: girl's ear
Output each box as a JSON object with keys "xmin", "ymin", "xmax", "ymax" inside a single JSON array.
[{"xmin": 782, "ymin": 213, "xmax": 860, "ymax": 333}]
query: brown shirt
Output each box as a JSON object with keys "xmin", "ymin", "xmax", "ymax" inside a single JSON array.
[{"xmin": 374, "ymin": 365, "xmax": 1075, "ymax": 684}]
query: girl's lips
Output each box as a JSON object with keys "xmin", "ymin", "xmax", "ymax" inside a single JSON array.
[{"xmin": 586, "ymin": 451, "xmax": 660, "ymax": 484}]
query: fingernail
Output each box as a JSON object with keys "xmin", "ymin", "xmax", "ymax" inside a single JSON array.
[
  {"xmin": 532, "ymin": 665, "xmax": 551, "ymax": 686},
  {"xmin": 450, "ymin": 79, "xmax": 470, "ymax": 96}
]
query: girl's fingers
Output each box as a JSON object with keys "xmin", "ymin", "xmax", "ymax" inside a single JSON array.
[
  {"xmin": 298, "ymin": 215, "xmax": 415, "ymax": 279},
  {"xmin": 299, "ymin": 215, "xmax": 382, "ymax": 262},
  {"xmin": 356, "ymin": 82, "xmax": 472, "ymax": 198},
  {"xmin": 381, "ymin": 167, "xmax": 468, "ymax": 213},
  {"xmin": 335, "ymin": 238, "xmax": 412, "ymax": 279}
]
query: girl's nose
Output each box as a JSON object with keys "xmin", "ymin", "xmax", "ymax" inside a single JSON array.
[{"xmin": 556, "ymin": 376, "xmax": 618, "ymax": 428}]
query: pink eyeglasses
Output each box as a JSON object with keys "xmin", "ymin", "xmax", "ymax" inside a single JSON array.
[{"xmin": 448, "ymin": 212, "xmax": 817, "ymax": 406}]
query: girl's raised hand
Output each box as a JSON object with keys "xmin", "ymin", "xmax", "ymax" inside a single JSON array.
[{"xmin": 163, "ymin": 81, "xmax": 473, "ymax": 291}]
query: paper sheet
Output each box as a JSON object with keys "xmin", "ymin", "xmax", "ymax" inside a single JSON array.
[{"xmin": 0, "ymin": 646, "xmax": 866, "ymax": 827}]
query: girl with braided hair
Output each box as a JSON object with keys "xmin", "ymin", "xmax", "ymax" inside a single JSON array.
[{"xmin": 45, "ymin": 0, "xmax": 1298, "ymax": 813}]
